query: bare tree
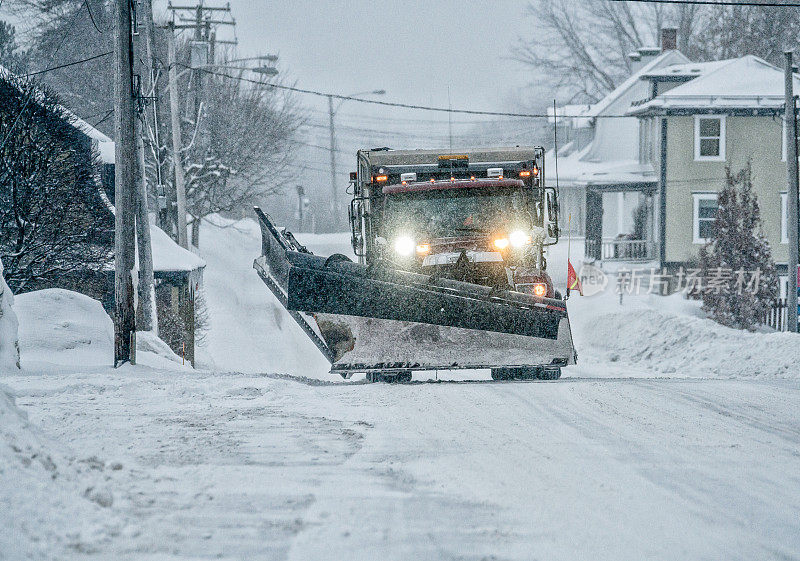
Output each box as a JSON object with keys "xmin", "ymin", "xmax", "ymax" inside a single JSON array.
[
  {"xmin": 179, "ymin": 69, "xmax": 304, "ymax": 247},
  {"xmin": 0, "ymin": 74, "xmax": 113, "ymax": 293},
  {"xmin": 696, "ymin": 3, "xmax": 800, "ymax": 66},
  {"xmin": 14, "ymin": 0, "xmax": 114, "ymax": 134},
  {"xmin": 0, "ymin": 20, "xmax": 30, "ymax": 72},
  {"xmin": 512, "ymin": 0, "xmax": 794, "ymax": 103}
]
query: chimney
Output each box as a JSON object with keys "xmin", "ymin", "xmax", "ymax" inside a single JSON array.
[
  {"xmin": 661, "ymin": 27, "xmax": 678, "ymax": 51},
  {"xmin": 628, "ymin": 51, "xmax": 643, "ymax": 72}
]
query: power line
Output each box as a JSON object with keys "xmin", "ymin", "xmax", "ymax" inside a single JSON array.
[
  {"xmin": 23, "ymin": 51, "xmax": 113, "ymax": 77},
  {"xmin": 178, "ymin": 62, "xmax": 633, "ymax": 119},
  {"xmin": 303, "ymin": 106, "xmax": 514, "ymax": 126},
  {"xmin": 93, "ymin": 108, "xmax": 115, "ymax": 128},
  {"xmin": 608, "ymin": 0, "xmax": 800, "ymax": 6},
  {"xmin": 300, "ymin": 121, "xmax": 539, "ymax": 143},
  {"xmin": 84, "ymin": 0, "xmax": 104, "ymax": 34}
]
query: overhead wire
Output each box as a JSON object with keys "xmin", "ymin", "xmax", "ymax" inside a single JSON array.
[
  {"xmin": 0, "ymin": 6, "xmax": 89, "ymax": 152},
  {"xmin": 84, "ymin": 0, "xmax": 104, "ymax": 34},
  {"xmin": 608, "ymin": 0, "xmax": 800, "ymax": 6},
  {"xmin": 176, "ymin": 62, "xmax": 635, "ymax": 119},
  {"xmin": 22, "ymin": 51, "xmax": 113, "ymax": 77}
]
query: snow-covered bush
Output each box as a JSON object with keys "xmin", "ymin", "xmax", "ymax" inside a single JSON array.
[
  {"xmin": 699, "ymin": 162, "xmax": 778, "ymax": 330},
  {"xmin": 0, "ymin": 257, "xmax": 20, "ymax": 370}
]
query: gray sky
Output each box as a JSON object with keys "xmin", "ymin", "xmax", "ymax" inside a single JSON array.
[
  {"xmin": 188, "ymin": 0, "xmax": 534, "ymax": 111},
  {"xmin": 3, "ymin": 0, "xmax": 540, "ymax": 228},
  {"xmin": 153, "ymin": 0, "xmax": 538, "ymax": 226}
]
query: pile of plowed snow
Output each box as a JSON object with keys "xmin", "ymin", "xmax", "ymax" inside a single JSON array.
[
  {"xmin": 568, "ymin": 292, "xmax": 800, "ymax": 379},
  {"xmin": 14, "ymin": 289, "xmax": 188, "ymax": 371},
  {"xmin": 0, "ymin": 257, "xmax": 19, "ymax": 371},
  {"xmin": 197, "ymin": 215, "xmax": 336, "ymax": 377},
  {"xmin": 0, "ymin": 384, "xmax": 123, "ymax": 558}
]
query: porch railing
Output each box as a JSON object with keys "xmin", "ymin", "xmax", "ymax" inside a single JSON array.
[
  {"xmin": 585, "ymin": 238, "xmax": 656, "ymax": 262},
  {"xmin": 762, "ymin": 298, "xmax": 788, "ymax": 331}
]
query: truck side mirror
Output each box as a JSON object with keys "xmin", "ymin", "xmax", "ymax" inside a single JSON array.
[
  {"xmin": 544, "ymin": 187, "xmax": 559, "ymax": 245},
  {"xmin": 349, "ymin": 199, "xmax": 364, "ymax": 256}
]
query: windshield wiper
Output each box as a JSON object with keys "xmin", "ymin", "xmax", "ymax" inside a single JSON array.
[{"xmin": 454, "ymin": 226, "xmax": 489, "ymax": 233}]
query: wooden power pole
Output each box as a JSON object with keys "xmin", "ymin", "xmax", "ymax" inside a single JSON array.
[
  {"xmin": 165, "ymin": 3, "xmax": 235, "ymax": 248},
  {"xmin": 114, "ymin": 0, "xmax": 137, "ymax": 365},
  {"xmin": 167, "ymin": 24, "xmax": 189, "ymax": 249},
  {"xmin": 786, "ymin": 51, "xmax": 799, "ymax": 332},
  {"xmin": 133, "ymin": 0, "xmax": 157, "ymax": 333}
]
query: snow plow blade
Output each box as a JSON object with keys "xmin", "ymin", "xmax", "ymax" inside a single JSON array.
[{"xmin": 253, "ymin": 208, "xmax": 576, "ymax": 376}]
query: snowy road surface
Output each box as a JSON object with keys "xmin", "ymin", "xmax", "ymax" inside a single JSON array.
[{"xmin": 5, "ymin": 369, "xmax": 800, "ymax": 560}]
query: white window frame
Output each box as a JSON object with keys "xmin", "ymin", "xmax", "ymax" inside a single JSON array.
[
  {"xmin": 782, "ymin": 118, "xmax": 800, "ymax": 162},
  {"xmin": 693, "ymin": 192, "xmax": 718, "ymax": 244},
  {"xmin": 782, "ymin": 118, "xmax": 788, "ymax": 162},
  {"xmin": 781, "ymin": 192, "xmax": 788, "ymax": 244},
  {"xmin": 694, "ymin": 115, "xmax": 726, "ymax": 162}
]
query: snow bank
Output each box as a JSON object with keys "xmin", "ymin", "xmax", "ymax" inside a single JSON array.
[
  {"xmin": 134, "ymin": 329, "xmax": 192, "ymax": 370},
  {"xmin": 568, "ymin": 291, "xmax": 800, "ymax": 379},
  {"xmin": 15, "ymin": 289, "xmax": 114, "ymax": 369},
  {"xmin": 16, "ymin": 289, "xmax": 190, "ymax": 371},
  {"xmin": 0, "ymin": 383, "xmax": 123, "ymax": 558},
  {"xmin": 0, "ymin": 257, "xmax": 20, "ymax": 371},
  {"xmin": 198, "ymin": 215, "xmax": 336, "ymax": 378}
]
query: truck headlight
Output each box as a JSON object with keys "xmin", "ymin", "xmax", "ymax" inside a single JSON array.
[
  {"xmin": 509, "ymin": 230, "xmax": 532, "ymax": 247},
  {"xmin": 393, "ymin": 235, "xmax": 415, "ymax": 257},
  {"xmin": 493, "ymin": 237, "xmax": 510, "ymax": 250}
]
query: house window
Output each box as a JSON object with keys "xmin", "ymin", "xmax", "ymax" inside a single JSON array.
[
  {"xmin": 782, "ymin": 118, "xmax": 800, "ymax": 162},
  {"xmin": 782, "ymin": 192, "xmax": 788, "ymax": 244},
  {"xmin": 694, "ymin": 116, "xmax": 726, "ymax": 161},
  {"xmin": 693, "ymin": 193, "xmax": 718, "ymax": 244}
]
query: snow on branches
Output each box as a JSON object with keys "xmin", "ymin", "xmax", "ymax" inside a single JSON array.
[{"xmin": 0, "ymin": 72, "xmax": 113, "ymax": 293}]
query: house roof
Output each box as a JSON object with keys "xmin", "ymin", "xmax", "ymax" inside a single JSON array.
[
  {"xmin": 547, "ymin": 50, "xmax": 690, "ymax": 182},
  {"xmin": 550, "ymin": 156, "xmax": 656, "ymax": 191},
  {"xmin": 638, "ymin": 59, "xmax": 735, "ymax": 81},
  {"xmin": 629, "ymin": 55, "xmax": 800, "ymax": 114},
  {"xmin": 0, "ymin": 65, "xmax": 115, "ymax": 164},
  {"xmin": 145, "ymin": 225, "xmax": 206, "ymax": 273},
  {"xmin": 582, "ymin": 50, "xmax": 691, "ymax": 118}
]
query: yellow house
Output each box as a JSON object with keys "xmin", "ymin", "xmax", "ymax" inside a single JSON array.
[{"xmin": 629, "ymin": 55, "xmax": 798, "ymax": 295}]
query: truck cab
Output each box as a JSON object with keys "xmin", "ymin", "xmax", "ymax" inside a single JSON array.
[{"xmin": 349, "ymin": 147, "xmax": 561, "ymax": 298}]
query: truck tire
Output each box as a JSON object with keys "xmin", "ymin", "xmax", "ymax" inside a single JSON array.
[
  {"xmin": 491, "ymin": 367, "xmax": 511, "ymax": 380},
  {"xmin": 538, "ymin": 366, "xmax": 561, "ymax": 380},
  {"xmin": 492, "ymin": 366, "xmax": 548, "ymax": 380},
  {"xmin": 366, "ymin": 371, "xmax": 412, "ymax": 383}
]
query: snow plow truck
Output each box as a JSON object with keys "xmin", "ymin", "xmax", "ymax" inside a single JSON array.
[{"xmin": 254, "ymin": 146, "xmax": 576, "ymax": 382}]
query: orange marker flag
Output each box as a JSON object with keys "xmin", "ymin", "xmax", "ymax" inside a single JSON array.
[{"xmin": 567, "ymin": 260, "xmax": 583, "ymax": 296}]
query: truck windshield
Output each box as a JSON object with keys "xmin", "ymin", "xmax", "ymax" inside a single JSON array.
[{"xmin": 383, "ymin": 187, "xmax": 533, "ymax": 239}]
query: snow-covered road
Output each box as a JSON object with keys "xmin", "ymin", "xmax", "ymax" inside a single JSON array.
[{"xmin": 5, "ymin": 368, "xmax": 800, "ymax": 560}]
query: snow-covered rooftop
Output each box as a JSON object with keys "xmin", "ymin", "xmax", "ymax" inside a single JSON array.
[
  {"xmin": 638, "ymin": 59, "xmax": 735, "ymax": 81},
  {"xmin": 630, "ymin": 55, "xmax": 800, "ymax": 114},
  {"xmin": 0, "ymin": 64, "xmax": 115, "ymax": 164},
  {"xmin": 148, "ymin": 225, "xmax": 206, "ymax": 273},
  {"xmin": 546, "ymin": 149, "xmax": 656, "ymax": 188},
  {"xmin": 583, "ymin": 50, "xmax": 690, "ymax": 118}
]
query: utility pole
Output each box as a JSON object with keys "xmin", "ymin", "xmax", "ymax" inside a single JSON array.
[
  {"xmin": 786, "ymin": 51, "xmax": 799, "ymax": 332},
  {"xmin": 133, "ymin": 0, "xmax": 157, "ymax": 333},
  {"xmin": 113, "ymin": 0, "xmax": 138, "ymax": 365},
  {"xmin": 326, "ymin": 90, "xmax": 386, "ymax": 230},
  {"xmin": 167, "ymin": 24, "xmax": 189, "ymax": 248},
  {"xmin": 296, "ymin": 184, "xmax": 305, "ymax": 231},
  {"xmin": 327, "ymin": 95, "xmax": 338, "ymax": 226},
  {"xmin": 165, "ymin": 3, "xmax": 235, "ymax": 247}
]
